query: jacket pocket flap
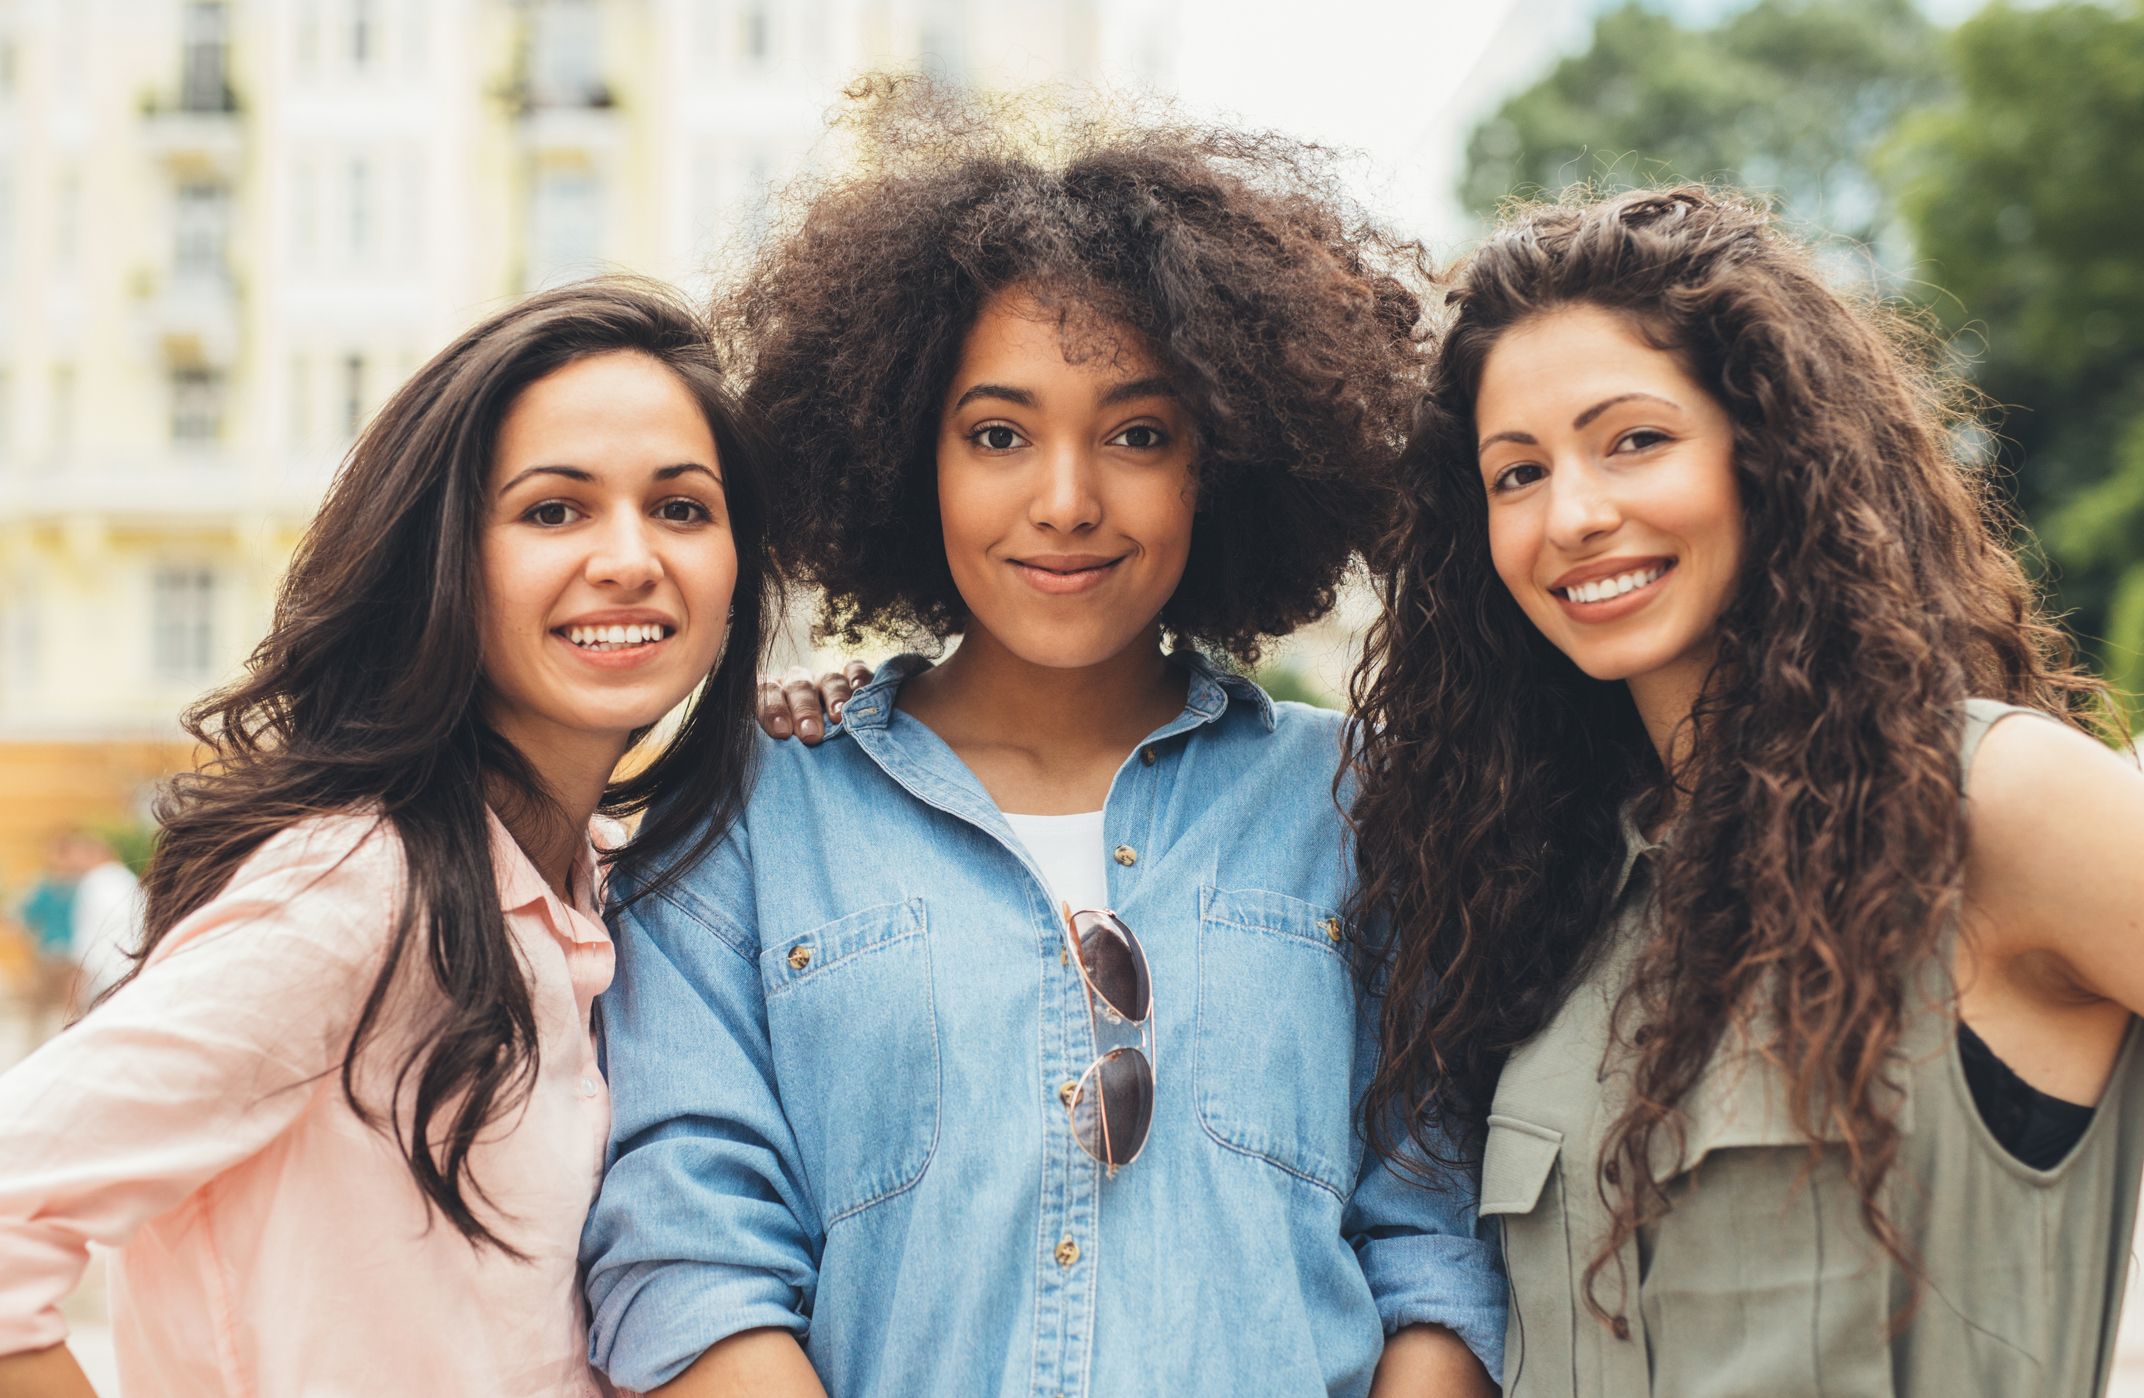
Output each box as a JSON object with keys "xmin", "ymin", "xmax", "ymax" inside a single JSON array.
[
  {"xmin": 1481, "ymin": 1114, "xmax": 1563, "ymax": 1216},
  {"xmin": 1667, "ymin": 1043, "xmax": 1914, "ymax": 1177},
  {"xmin": 762, "ymin": 897, "xmax": 926, "ymax": 993}
]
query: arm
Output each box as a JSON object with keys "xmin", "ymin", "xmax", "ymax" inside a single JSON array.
[
  {"xmin": 1962, "ymin": 716, "xmax": 2144, "ymax": 1059},
  {"xmin": 1369, "ymin": 1324, "xmax": 1498, "ymax": 1398},
  {"xmin": 581, "ymin": 822, "xmax": 824, "ymax": 1393},
  {"xmin": 1343, "ymin": 980, "xmax": 1507, "ymax": 1389},
  {"xmin": 652, "ymin": 1328, "xmax": 828, "ymax": 1398},
  {"xmin": 0, "ymin": 1343, "xmax": 99, "ymax": 1398},
  {"xmin": 0, "ymin": 818, "xmax": 397, "ymax": 1365}
]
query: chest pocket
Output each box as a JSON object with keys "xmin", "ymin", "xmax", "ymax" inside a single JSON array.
[
  {"xmin": 1193, "ymin": 885, "xmax": 1358, "ymax": 1198},
  {"xmin": 1479, "ymin": 1114, "xmax": 1576, "ymax": 1398},
  {"xmin": 759, "ymin": 898, "xmax": 940, "ymax": 1227}
]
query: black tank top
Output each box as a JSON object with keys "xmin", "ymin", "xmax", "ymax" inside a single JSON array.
[{"xmin": 1958, "ymin": 1020, "xmax": 2096, "ymax": 1169}]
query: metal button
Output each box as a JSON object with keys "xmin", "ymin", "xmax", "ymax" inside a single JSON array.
[
  {"xmin": 1140, "ymin": 745, "xmax": 1157, "ymax": 766},
  {"xmin": 1321, "ymin": 916, "xmax": 1343, "ymax": 943},
  {"xmin": 1112, "ymin": 844, "xmax": 1137, "ymax": 866},
  {"xmin": 1058, "ymin": 1079, "xmax": 1079, "ymax": 1107},
  {"xmin": 1055, "ymin": 1236, "xmax": 1080, "ymax": 1268},
  {"xmin": 787, "ymin": 945, "xmax": 813, "ymax": 971}
]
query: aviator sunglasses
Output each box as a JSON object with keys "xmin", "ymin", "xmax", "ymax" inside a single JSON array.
[{"xmin": 1061, "ymin": 905, "xmax": 1155, "ymax": 1176}]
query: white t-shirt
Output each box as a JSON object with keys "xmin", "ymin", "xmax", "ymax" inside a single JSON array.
[{"xmin": 1004, "ymin": 810, "xmax": 1110, "ymax": 917}]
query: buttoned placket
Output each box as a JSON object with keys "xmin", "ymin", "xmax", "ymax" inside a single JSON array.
[{"xmin": 837, "ymin": 657, "xmax": 1259, "ymax": 1398}]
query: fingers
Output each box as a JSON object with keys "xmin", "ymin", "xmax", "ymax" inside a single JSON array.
[
  {"xmin": 777, "ymin": 666, "xmax": 828, "ymax": 744},
  {"xmin": 756, "ymin": 660, "xmax": 877, "ymax": 743},
  {"xmin": 755, "ymin": 678, "xmax": 795, "ymax": 740}
]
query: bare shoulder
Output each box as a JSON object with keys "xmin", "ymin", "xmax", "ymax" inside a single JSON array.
[{"xmin": 1965, "ymin": 711, "xmax": 2144, "ymax": 985}]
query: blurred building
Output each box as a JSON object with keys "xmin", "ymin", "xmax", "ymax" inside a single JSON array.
[{"xmin": 0, "ymin": 0, "xmax": 1123, "ymax": 890}]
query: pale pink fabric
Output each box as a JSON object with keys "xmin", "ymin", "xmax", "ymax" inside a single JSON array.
[{"xmin": 0, "ymin": 809, "xmax": 621, "ymax": 1397}]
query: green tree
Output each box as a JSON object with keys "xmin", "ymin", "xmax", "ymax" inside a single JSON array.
[
  {"xmin": 1462, "ymin": 0, "xmax": 1946, "ymax": 251},
  {"xmin": 1883, "ymin": 1, "xmax": 2144, "ymax": 699}
]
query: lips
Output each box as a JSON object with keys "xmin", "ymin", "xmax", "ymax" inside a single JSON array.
[{"xmin": 1008, "ymin": 554, "xmax": 1125, "ymax": 596}]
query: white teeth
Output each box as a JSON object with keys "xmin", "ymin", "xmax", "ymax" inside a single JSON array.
[
  {"xmin": 1561, "ymin": 564, "xmax": 1668, "ymax": 604},
  {"xmin": 563, "ymin": 623, "xmax": 668, "ymax": 649}
]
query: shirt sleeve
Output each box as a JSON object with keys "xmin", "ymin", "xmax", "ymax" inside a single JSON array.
[
  {"xmin": 0, "ymin": 816, "xmax": 403, "ymax": 1357},
  {"xmin": 579, "ymin": 815, "xmax": 821, "ymax": 1393},
  {"xmin": 1342, "ymin": 991, "xmax": 1509, "ymax": 1383}
]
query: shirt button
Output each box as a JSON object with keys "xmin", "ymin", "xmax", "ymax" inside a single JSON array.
[
  {"xmin": 1321, "ymin": 916, "xmax": 1343, "ymax": 943},
  {"xmin": 1057, "ymin": 1079, "xmax": 1079, "ymax": 1107},
  {"xmin": 1055, "ymin": 1236, "xmax": 1080, "ymax": 1268},
  {"xmin": 1112, "ymin": 844, "xmax": 1137, "ymax": 866},
  {"xmin": 787, "ymin": 945, "xmax": 813, "ymax": 971},
  {"xmin": 1139, "ymin": 745, "xmax": 1157, "ymax": 766},
  {"xmin": 578, "ymin": 1076, "xmax": 599, "ymax": 1098}
]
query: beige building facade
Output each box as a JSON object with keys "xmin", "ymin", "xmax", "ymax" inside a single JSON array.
[{"xmin": 0, "ymin": 0, "xmax": 1119, "ymax": 890}]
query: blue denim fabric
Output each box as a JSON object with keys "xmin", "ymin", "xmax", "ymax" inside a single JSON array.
[{"xmin": 581, "ymin": 654, "xmax": 1505, "ymax": 1396}]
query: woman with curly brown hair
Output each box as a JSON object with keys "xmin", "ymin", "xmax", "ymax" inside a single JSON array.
[
  {"xmin": 578, "ymin": 83, "xmax": 1505, "ymax": 1397},
  {"xmin": 1349, "ymin": 185, "xmax": 2144, "ymax": 1396}
]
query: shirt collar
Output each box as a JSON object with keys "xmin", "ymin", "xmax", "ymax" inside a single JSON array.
[
  {"xmin": 837, "ymin": 649, "xmax": 1277, "ymax": 735},
  {"xmin": 485, "ymin": 806, "xmax": 615, "ymax": 946}
]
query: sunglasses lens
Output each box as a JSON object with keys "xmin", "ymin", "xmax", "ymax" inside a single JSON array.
[
  {"xmin": 1070, "ymin": 910, "xmax": 1150, "ymax": 1022},
  {"xmin": 1071, "ymin": 1046, "xmax": 1154, "ymax": 1168}
]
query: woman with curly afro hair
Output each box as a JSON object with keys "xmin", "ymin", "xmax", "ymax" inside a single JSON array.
[
  {"xmin": 579, "ymin": 80, "xmax": 1506, "ymax": 1398},
  {"xmin": 1349, "ymin": 186, "xmax": 2144, "ymax": 1396}
]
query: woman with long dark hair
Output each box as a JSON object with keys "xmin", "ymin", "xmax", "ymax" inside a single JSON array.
[
  {"xmin": 580, "ymin": 82, "xmax": 1505, "ymax": 1398},
  {"xmin": 1350, "ymin": 186, "xmax": 2144, "ymax": 1395},
  {"xmin": 0, "ymin": 277, "xmax": 772, "ymax": 1397}
]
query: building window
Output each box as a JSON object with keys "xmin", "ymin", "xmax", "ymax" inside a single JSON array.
[
  {"xmin": 0, "ymin": 582, "xmax": 40, "ymax": 699},
  {"xmin": 526, "ymin": 168, "xmax": 602, "ymax": 288},
  {"xmin": 51, "ymin": 364, "xmax": 75, "ymax": 455},
  {"xmin": 180, "ymin": 1, "xmax": 232, "ymax": 112},
  {"xmin": 151, "ymin": 566, "xmax": 219, "ymax": 683},
  {"xmin": 170, "ymin": 368, "xmax": 224, "ymax": 447},
  {"xmin": 174, "ymin": 180, "xmax": 231, "ymax": 280},
  {"xmin": 348, "ymin": 157, "xmax": 371, "ymax": 260},
  {"xmin": 743, "ymin": 3, "xmax": 770, "ymax": 65},
  {"xmin": 531, "ymin": 0, "xmax": 602, "ymax": 104},
  {"xmin": 350, "ymin": 0, "xmax": 376, "ymax": 68},
  {"xmin": 342, "ymin": 353, "xmax": 366, "ymax": 438}
]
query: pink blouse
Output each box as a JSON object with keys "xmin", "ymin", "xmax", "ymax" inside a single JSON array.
[{"xmin": 0, "ymin": 810, "xmax": 619, "ymax": 1396}]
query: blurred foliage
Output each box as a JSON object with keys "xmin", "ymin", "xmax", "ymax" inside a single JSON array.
[
  {"xmin": 1256, "ymin": 663, "xmax": 1335, "ymax": 710},
  {"xmin": 1460, "ymin": 0, "xmax": 1947, "ymax": 249},
  {"xmin": 1465, "ymin": 0, "xmax": 2144, "ymax": 711},
  {"xmin": 96, "ymin": 823, "xmax": 157, "ymax": 879},
  {"xmin": 1882, "ymin": 1, "xmax": 2144, "ymax": 699}
]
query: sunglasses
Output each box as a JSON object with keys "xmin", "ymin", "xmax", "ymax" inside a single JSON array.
[{"xmin": 1062, "ymin": 906, "xmax": 1155, "ymax": 1177}]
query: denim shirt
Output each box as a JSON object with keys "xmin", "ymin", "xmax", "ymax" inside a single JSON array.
[{"xmin": 580, "ymin": 654, "xmax": 1505, "ymax": 1396}]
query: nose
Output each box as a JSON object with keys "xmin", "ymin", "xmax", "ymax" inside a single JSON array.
[
  {"xmin": 1544, "ymin": 458, "xmax": 1621, "ymax": 550},
  {"xmin": 1028, "ymin": 440, "xmax": 1102, "ymax": 533},
  {"xmin": 585, "ymin": 511, "xmax": 663, "ymax": 591}
]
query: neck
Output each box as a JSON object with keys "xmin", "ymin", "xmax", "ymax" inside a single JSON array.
[
  {"xmin": 484, "ymin": 716, "xmax": 628, "ymax": 900},
  {"xmin": 903, "ymin": 623, "xmax": 1184, "ymax": 762},
  {"xmin": 1624, "ymin": 648, "xmax": 1714, "ymax": 794}
]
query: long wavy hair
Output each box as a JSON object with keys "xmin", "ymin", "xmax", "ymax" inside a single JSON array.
[
  {"xmin": 1348, "ymin": 187, "xmax": 2114, "ymax": 1322},
  {"xmin": 126, "ymin": 278, "xmax": 773, "ymax": 1253}
]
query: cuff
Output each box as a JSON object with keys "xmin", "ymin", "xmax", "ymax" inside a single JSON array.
[{"xmin": 1360, "ymin": 1231, "xmax": 1508, "ymax": 1383}]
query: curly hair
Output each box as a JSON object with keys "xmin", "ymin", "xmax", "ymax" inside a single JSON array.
[
  {"xmin": 720, "ymin": 77, "xmax": 1430, "ymax": 663},
  {"xmin": 1346, "ymin": 187, "xmax": 2117, "ymax": 1324}
]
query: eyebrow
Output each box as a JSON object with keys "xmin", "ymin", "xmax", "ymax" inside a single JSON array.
[
  {"xmin": 949, "ymin": 376, "xmax": 1180, "ymax": 414},
  {"xmin": 1477, "ymin": 392, "xmax": 1684, "ymax": 454},
  {"xmin": 497, "ymin": 462, "xmax": 722, "ymax": 492}
]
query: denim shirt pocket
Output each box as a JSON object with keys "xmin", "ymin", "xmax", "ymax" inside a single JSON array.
[
  {"xmin": 759, "ymin": 897, "xmax": 940, "ymax": 1227},
  {"xmin": 1193, "ymin": 884, "xmax": 1358, "ymax": 1198}
]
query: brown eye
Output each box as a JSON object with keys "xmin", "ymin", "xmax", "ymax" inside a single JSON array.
[
  {"xmin": 1109, "ymin": 424, "xmax": 1167, "ymax": 449},
  {"xmin": 657, "ymin": 499, "xmax": 710, "ymax": 524},
  {"xmin": 971, "ymin": 423, "xmax": 1025, "ymax": 451},
  {"xmin": 527, "ymin": 501, "xmax": 575, "ymax": 526},
  {"xmin": 1492, "ymin": 463, "xmax": 1546, "ymax": 493}
]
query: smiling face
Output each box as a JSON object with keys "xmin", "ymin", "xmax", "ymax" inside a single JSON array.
[
  {"xmin": 478, "ymin": 350, "xmax": 738, "ymax": 768},
  {"xmin": 1474, "ymin": 303, "xmax": 1744, "ymax": 694},
  {"xmin": 935, "ymin": 289, "xmax": 1198, "ymax": 670}
]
